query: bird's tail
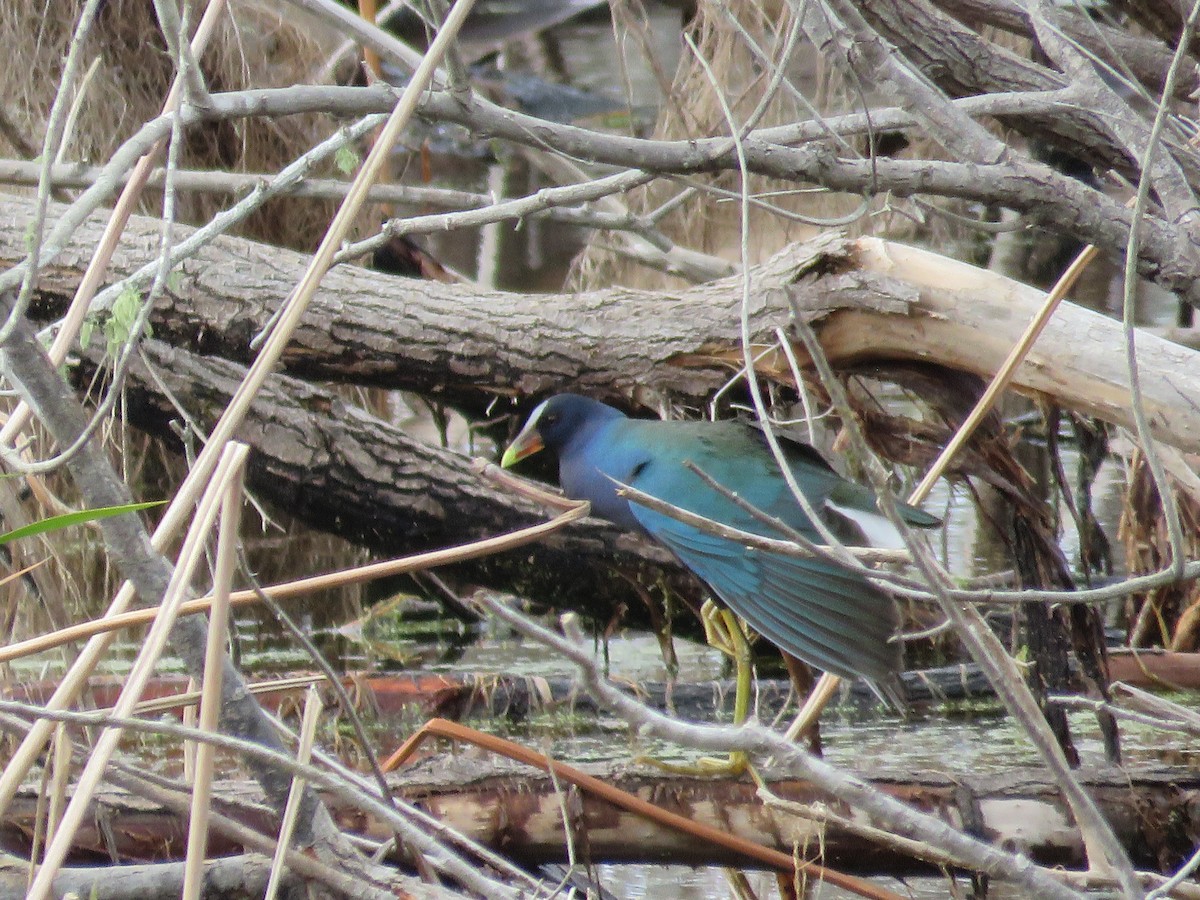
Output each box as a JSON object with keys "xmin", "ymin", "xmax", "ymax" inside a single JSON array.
[{"xmin": 867, "ymin": 672, "xmax": 909, "ymax": 715}]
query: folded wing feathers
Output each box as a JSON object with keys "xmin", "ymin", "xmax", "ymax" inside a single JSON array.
[{"xmin": 633, "ymin": 507, "xmax": 899, "ymax": 682}]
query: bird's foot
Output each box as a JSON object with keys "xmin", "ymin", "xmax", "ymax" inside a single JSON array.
[
  {"xmin": 631, "ymin": 604, "xmax": 755, "ymax": 777},
  {"xmin": 634, "ymin": 750, "xmax": 749, "ymax": 777},
  {"xmin": 699, "ymin": 600, "xmax": 742, "ymax": 661}
]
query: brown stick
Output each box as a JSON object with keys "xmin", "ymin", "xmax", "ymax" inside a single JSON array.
[{"xmin": 382, "ymin": 718, "xmax": 906, "ymax": 900}]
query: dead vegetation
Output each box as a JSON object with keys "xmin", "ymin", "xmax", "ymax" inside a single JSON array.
[{"xmin": 0, "ymin": 0, "xmax": 1199, "ymax": 898}]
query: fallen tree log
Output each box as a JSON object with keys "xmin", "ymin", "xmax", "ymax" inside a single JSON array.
[
  {"xmin": 81, "ymin": 339, "xmax": 698, "ymax": 628},
  {"xmin": 0, "ymin": 851, "xmax": 303, "ymax": 900},
  {"xmin": 8, "ymin": 192, "xmax": 1200, "ymax": 454},
  {"xmin": 383, "ymin": 758, "xmax": 1199, "ymax": 874},
  {"xmin": 3, "ymin": 762, "xmax": 1195, "ymax": 875},
  {"xmin": 73, "ymin": 334, "xmax": 1200, "ymax": 645},
  {"xmin": 16, "ymin": 187, "xmax": 1200, "ymax": 647}
]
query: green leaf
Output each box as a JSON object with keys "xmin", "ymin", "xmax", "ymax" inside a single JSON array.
[
  {"xmin": 335, "ymin": 144, "xmax": 361, "ymax": 175},
  {"xmin": 104, "ymin": 285, "xmax": 143, "ymax": 353},
  {"xmin": 0, "ymin": 500, "xmax": 166, "ymax": 546},
  {"xmin": 80, "ymin": 317, "xmax": 94, "ymax": 350}
]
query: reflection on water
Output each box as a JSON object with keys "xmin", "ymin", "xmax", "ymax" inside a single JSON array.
[
  {"xmin": 432, "ymin": 626, "xmax": 1200, "ymax": 771},
  {"xmin": 445, "ymin": 628, "xmax": 726, "ymax": 683},
  {"xmin": 390, "ymin": 2, "xmax": 681, "ymax": 291}
]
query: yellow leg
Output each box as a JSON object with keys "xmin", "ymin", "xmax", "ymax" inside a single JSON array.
[
  {"xmin": 702, "ymin": 604, "xmax": 752, "ymax": 729},
  {"xmin": 637, "ymin": 600, "xmax": 750, "ymax": 775}
]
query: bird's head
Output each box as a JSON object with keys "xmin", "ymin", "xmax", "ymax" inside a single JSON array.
[{"xmin": 500, "ymin": 394, "xmax": 623, "ymax": 467}]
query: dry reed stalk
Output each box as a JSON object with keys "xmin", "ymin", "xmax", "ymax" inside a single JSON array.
[
  {"xmin": 0, "ymin": 0, "xmax": 363, "ymax": 653},
  {"xmin": 33, "ymin": 0, "xmax": 229, "ymax": 390},
  {"xmin": 0, "ymin": 0, "xmax": 477, "ymax": 829},
  {"xmin": 264, "ymin": 686, "xmax": 325, "ymax": 900},
  {"xmin": 123, "ymin": 674, "xmax": 325, "ymax": 718},
  {"xmin": 181, "ymin": 456, "xmax": 242, "ymax": 900},
  {"xmin": 24, "ymin": 726, "xmax": 55, "ymax": 890},
  {"xmin": 26, "ymin": 442, "xmax": 249, "ymax": 900},
  {"xmin": 0, "ymin": 0, "xmax": 345, "ymax": 249},
  {"xmin": 182, "ymin": 677, "xmax": 198, "ymax": 783},
  {"xmin": 0, "ymin": 495, "xmax": 591, "ymax": 663}
]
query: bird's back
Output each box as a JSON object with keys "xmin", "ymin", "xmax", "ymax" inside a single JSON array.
[{"xmin": 606, "ymin": 419, "xmax": 863, "ymax": 543}]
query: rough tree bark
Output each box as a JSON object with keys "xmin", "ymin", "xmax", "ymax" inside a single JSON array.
[
  {"xmin": 4, "ymin": 187, "xmax": 1194, "ymax": 645},
  {"xmin": 5, "ymin": 763, "xmax": 1195, "ymax": 876},
  {"xmin": 80, "ymin": 338, "xmax": 698, "ymax": 634},
  {"xmin": 7, "ymin": 193, "xmax": 1200, "ymax": 455}
]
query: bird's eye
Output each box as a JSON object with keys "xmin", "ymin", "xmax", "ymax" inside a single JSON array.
[{"xmin": 543, "ymin": 413, "xmax": 560, "ymax": 426}]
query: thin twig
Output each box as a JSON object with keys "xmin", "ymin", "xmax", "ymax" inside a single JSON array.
[
  {"xmin": 1113, "ymin": 0, "xmax": 1200, "ymax": 581},
  {"xmin": 791, "ymin": 317, "xmax": 1139, "ymax": 892},
  {"xmin": 264, "ymin": 686, "xmax": 324, "ymax": 900},
  {"xmin": 238, "ymin": 543, "xmax": 416, "ymax": 872},
  {"xmin": 382, "ymin": 717, "xmax": 901, "ymax": 900},
  {"xmin": 0, "ymin": 1, "xmax": 477, "ymax": 821},
  {"xmin": 27, "ymin": 444, "xmax": 249, "ymax": 900},
  {"xmin": 0, "ymin": 701, "xmax": 525, "ymax": 899},
  {"xmin": 3, "ymin": 0, "xmax": 106, "ymax": 342}
]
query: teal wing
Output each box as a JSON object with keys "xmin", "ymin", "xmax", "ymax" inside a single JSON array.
[{"xmin": 628, "ymin": 503, "xmax": 901, "ymax": 682}]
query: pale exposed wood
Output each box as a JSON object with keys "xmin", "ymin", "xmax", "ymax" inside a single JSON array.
[{"xmin": 815, "ymin": 239, "xmax": 1200, "ymax": 454}]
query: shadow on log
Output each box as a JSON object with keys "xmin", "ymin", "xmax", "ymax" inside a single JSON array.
[{"xmin": 74, "ymin": 340, "xmax": 703, "ymax": 637}]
